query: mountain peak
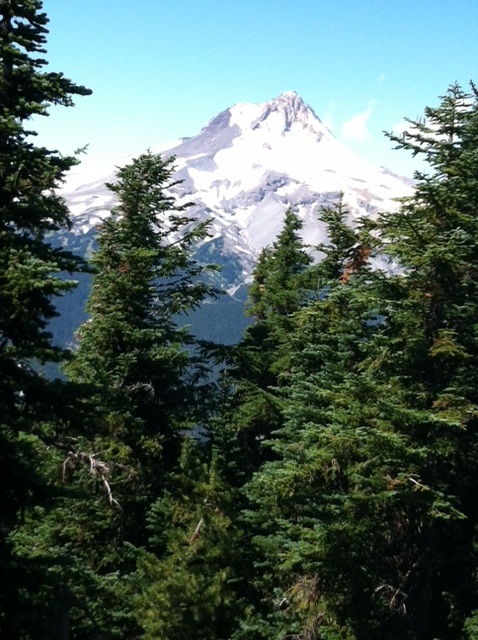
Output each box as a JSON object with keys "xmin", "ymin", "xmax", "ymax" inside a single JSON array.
[
  {"xmin": 272, "ymin": 90, "xmax": 303, "ymax": 107},
  {"xmin": 242, "ymin": 91, "xmax": 328, "ymax": 140}
]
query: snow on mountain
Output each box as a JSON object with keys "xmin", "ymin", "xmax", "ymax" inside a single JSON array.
[{"xmin": 61, "ymin": 91, "xmax": 413, "ymax": 287}]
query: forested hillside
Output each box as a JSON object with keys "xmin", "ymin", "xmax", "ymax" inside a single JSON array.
[{"xmin": 3, "ymin": 3, "xmax": 478, "ymax": 640}]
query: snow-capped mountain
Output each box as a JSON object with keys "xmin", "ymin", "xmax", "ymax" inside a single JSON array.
[
  {"xmin": 53, "ymin": 92, "xmax": 413, "ymax": 345},
  {"xmin": 62, "ymin": 91, "xmax": 413, "ymax": 286}
]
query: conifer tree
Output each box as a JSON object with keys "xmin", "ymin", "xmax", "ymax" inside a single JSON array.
[
  {"xmin": 239, "ymin": 85, "xmax": 478, "ymax": 640},
  {"xmin": 234, "ymin": 199, "xmax": 375, "ymax": 640},
  {"xmin": 133, "ymin": 438, "xmax": 241, "ymax": 640},
  {"xmin": 0, "ymin": 1, "xmax": 90, "ymax": 636},
  {"xmin": 7, "ymin": 152, "xmax": 219, "ymax": 640},
  {"xmin": 202, "ymin": 208, "xmax": 314, "ymax": 638},
  {"xmin": 17, "ymin": 152, "xmax": 221, "ymax": 639},
  {"xmin": 66, "ymin": 152, "xmax": 219, "ymax": 547},
  {"xmin": 223, "ymin": 208, "xmax": 312, "ymax": 478}
]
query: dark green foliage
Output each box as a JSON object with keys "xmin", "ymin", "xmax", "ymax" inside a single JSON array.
[
  {"xmin": 0, "ymin": 1, "xmax": 91, "ymax": 636},
  {"xmin": 65, "ymin": 151, "xmax": 219, "ymax": 542},
  {"xmin": 5, "ymin": 14, "xmax": 478, "ymax": 637},
  {"xmin": 233, "ymin": 200, "xmax": 376, "ymax": 640},
  {"xmin": 199, "ymin": 209, "xmax": 316, "ymax": 640},
  {"xmin": 222, "ymin": 208, "xmax": 312, "ymax": 478},
  {"xmin": 134, "ymin": 438, "xmax": 241, "ymax": 640},
  {"xmin": 7, "ymin": 434, "xmax": 138, "ymax": 640},
  {"xmin": 238, "ymin": 85, "xmax": 478, "ymax": 640},
  {"xmin": 55, "ymin": 152, "xmax": 221, "ymax": 637}
]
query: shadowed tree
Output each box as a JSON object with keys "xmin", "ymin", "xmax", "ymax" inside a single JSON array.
[
  {"xmin": 238, "ymin": 85, "xmax": 478, "ymax": 640},
  {"xmin": 0, "ymin": 1, "xmax": 90, "ymax": 636}
]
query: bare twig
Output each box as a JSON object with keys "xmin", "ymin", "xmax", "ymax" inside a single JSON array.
[
  {"xmin": 189, "ymin": 517, "xmax": 204, "ymax": 543},
  {"xmin": 61, "ymin": 451, "xmax": 123, "ymax": 510}
]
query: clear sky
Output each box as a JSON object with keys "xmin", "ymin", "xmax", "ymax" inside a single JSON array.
[{"xmin": 36, "ymin": 0, "xmax": 478, "ymax": 179}]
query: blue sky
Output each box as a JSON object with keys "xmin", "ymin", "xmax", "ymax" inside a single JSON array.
[{"xmin": 37, "ymin": 0, "xmax": 478, "ymax": 178}]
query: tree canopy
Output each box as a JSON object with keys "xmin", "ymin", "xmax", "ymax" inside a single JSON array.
[{"xmin": 234, "ymin": 83, "xmax": 478, "ymax": 640}]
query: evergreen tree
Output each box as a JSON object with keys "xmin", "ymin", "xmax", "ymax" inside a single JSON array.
[
  {"xmin": 0, "ymin": 1, "xmax": 90, "ymax": 636},
  {"xmin": 239, "ymin": 85, "xmax": 478, "ymax": 640},
  {"xmin": 223, "ymin": 208, "xmax": 312, "ymax": 479},
  {"xmin": 191, "ymin": 208, "xmax": 316, "ymax": 639},
  {"xmin": 38, "ymin": 152, "xmax": 221, "ymax": 638},
  {"xmin": 234, "ymin": 199, "xmax": 376, "ymax": 640},
  {"xmin": 7, "ymin": 152, "xmax": 219, "ymax": 640},
  {"xmin": 133, "ymin": 438, "xmax": 240, "ymax": 640},
  {"xmin": 65, "ymin": 151, "xmax": 219, "ymax": 547}
]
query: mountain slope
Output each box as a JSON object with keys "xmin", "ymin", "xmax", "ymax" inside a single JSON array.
[{"xmin": 54, "ymin": 92, "xmax": 413, "ymax": 345}]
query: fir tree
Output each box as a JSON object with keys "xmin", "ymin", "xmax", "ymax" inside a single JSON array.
[
  {"xmin": 240, "ymin": 86, "xmax": 478, "ymax": 640},
  {"xmin": 7, "ymin": 151, "xmax": 219, "ymax": 639},
  {"xmin": 56, "ymin": 152, "xmax": 221, "ymax": 639},
  {"xmin": 133, "ymin": 438, "xmax": 241, "ymax": 640},
  {"xmin": 0, "ymin": 1, "xmax": 90, "ymax": 636},
  {"xmin": 10, "ymin": 152, "xmax": 220, "ymax": 639},
  {"xmin": 234, "ymin": 199, "xmax": 376, "ymax": 640},
  {"xmin": 66, "ymin": 151, "xmax": 219, "ymax": 547},
  {"xmin": 191, "ymin": 208, "xmax": 316, "ymax": 639},
  {"xmin": 223, "ymin": 208, "xmax": 312, "ymax": 479}
]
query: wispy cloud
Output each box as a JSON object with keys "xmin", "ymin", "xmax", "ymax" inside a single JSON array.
[{"xmin": 342, "ymin": 103, "xmax": 374, "ymax": 141}]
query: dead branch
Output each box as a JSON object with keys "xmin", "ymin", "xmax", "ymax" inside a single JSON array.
[
  {"xmin": 189, "ymin": 517, "xmax": 204, "ymax": 544},
  {"xmin": 61, "ymin": 451, "xmax": 122, "ymax": 510}
]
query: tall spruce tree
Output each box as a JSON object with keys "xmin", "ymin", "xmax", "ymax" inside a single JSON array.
[
  {"xmin": 233, "ymin": 199, "xmax": 376, "ymax": 640},
  {"xmin": 198, "ymin": 208, "xmax": 315, "ymax": 640},
  {"xmin": 239, "ymin": 85, "xmax": 478, "ymax": 640},
  {"xmin": 0, "ymin": 1, "xmax": 90, "ymax": 636},
  {"xmin": 133, "ymin": 438, "xmax": 241, "ymax": 640}
]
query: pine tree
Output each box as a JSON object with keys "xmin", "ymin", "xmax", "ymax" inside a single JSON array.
[
  {"xmin": 60, "ymin": 153, "xmax": 220, "ymax": 639},
  {"xmin": 234, "ymin": 199, "xmax": 376, "ymax": 640},
  {"xmin": 193, "ymin": 208, "xmax": 316, "ymax": 639},
  {"xmin": 364, "ymin": 82, "xmax": 478, "ymax": 638},
  {"xmin": 0, "ymin": 1, "xmax": 90, "ymax": 636},
  {"xmin": 12, "ymin": 152, "xmax": 220, "ymax": 639},
  {"xmin": 133, "ymin": 437, "xmax": 241, "ymax": 640}
]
